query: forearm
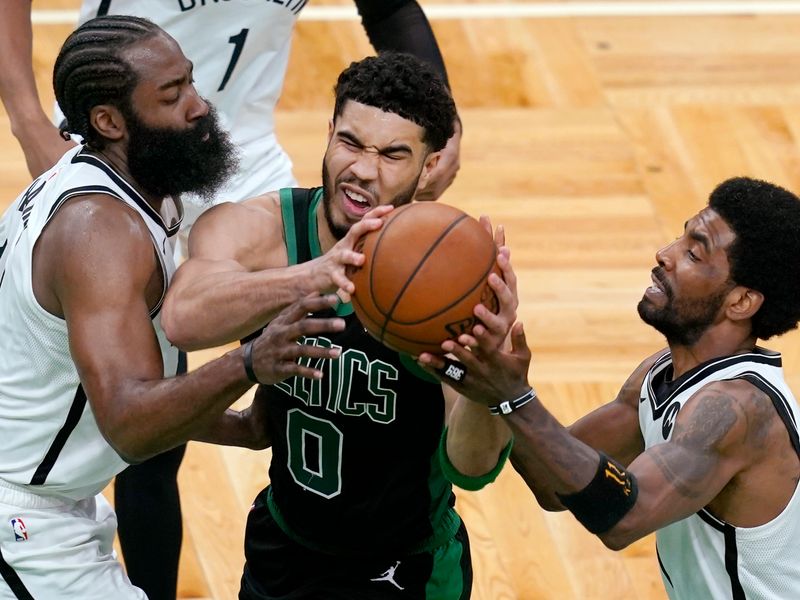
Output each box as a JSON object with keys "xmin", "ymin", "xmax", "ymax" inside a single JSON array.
[
  {"xmin": 446, "ymin": 395, "xmax": 512, "ymax": 478},
  {"xmin": 193, "ymin": 406, "xmax": 271, "ymax": 450},
  {"xmin": 0, "ymin": 1, "xmax": 46, "ymax": 130},
  {"xmin": 356, "ymin": 0, "xmax": 449, "ymax": 86},
  {"xmin": 163, "ymin": 263, "xmax": 313, "ymax": 350},
  {"xmin": 503, "ymin": 396, "xmax": 602, "ymax": 506},
  {"xmin": 102, "ymin": 347, "xmax": 254, "ymax": 462}
]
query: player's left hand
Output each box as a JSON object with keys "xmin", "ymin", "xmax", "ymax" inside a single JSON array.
[
  {"xmin": 418, "ymin": 247, "xmax": 529, "ymax": 405},
  {"xmin": 415, "ymin": 117, "xmax": 461, "ymax": 202}
]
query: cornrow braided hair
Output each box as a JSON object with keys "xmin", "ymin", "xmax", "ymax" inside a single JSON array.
[{"xmin": 53, "ymin": 15, "xmax": 161, "ymax": 149}]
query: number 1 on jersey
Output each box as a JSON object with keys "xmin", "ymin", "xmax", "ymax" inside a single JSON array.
[{"xmin": 219, "ymin": 28, "xmax": 249, "ymax": 92}]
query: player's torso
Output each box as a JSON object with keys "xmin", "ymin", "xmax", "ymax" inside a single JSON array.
[
  {"xmin": 639, "ymin": 349, "xmax": 800, "ymax": 599},
  {"xmin": 263, "ymin": 314, "xmax": 450, "ymax": 554},
  {"xmin": 259, "ymin": 188, "xmax": 454, "ymax": 555},
  {"xmin": 0, "ymin": 146, "xmax": 180, "ymax": 500}
]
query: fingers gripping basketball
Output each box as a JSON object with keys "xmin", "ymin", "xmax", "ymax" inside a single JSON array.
[{"xmin": 349, "ymin": 202, "xmax": 500, "ymax": 356}]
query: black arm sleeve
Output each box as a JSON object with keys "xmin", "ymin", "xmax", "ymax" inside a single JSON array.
[{"xmin": 354, "ymin": 0, "xmax": 450, "ymax": 87}]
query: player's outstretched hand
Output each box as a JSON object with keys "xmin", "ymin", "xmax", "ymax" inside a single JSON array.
[
  {"xmin": 418, "ymin": 247, "xmax": 530, "ymax": 405},
  {"xmin": 306, "ymin": 205, "xmax": 393, "ymax": 301},
  {"xmin": 249, "ymin": 294, "xmax": 345, "ymax": 385},
  {"xmin": 420, "ymin": 321, "xmax": 532, "ymax": 408}
]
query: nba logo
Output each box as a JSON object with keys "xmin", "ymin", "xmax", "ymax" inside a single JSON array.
[{"xmin": 10, "ymin": 518, "xmax": 28, "ymax": 541}]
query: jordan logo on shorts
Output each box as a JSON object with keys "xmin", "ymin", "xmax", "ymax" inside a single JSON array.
[
  {"xmin": 10, "ymin": 517, "xmax": 28, "ymax": 541},
  {"xmin": 370, "ymin": 560, "xmax": 404, "ymax": 590}
]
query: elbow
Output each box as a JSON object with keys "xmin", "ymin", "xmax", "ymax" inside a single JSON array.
[
  {"xmin": 160, "ymin": 302, "xmax": 200, "ymax": 351},
  {"xmin": 597, "ymin": 520, "xmax": 641, "ymax": 551}
]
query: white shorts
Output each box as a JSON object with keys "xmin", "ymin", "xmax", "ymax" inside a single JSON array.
[{"xmin": 0, "ymin": 479, "xmax": 145, "ymax": 600}]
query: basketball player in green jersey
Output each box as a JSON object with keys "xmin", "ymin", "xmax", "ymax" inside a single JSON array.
[{"xmin": 162, "ymin": 53, "xmax": 514, "ymax": 598}]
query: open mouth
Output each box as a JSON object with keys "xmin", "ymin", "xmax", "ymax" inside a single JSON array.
[{"xmin": 341, "ymin": 185, "xmax": 373, "ymax": 216}]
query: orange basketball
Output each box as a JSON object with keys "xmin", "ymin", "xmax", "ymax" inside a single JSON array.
[{"xmin": 349, "ymin": 202, "xmax": 500, "ymax": 356}]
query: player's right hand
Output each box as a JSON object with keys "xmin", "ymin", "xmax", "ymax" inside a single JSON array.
[
  {"xmin": 248, "ymin": 294, "xmax": 345, "ymax": 384},
  {"xmin": 306, "ymin": 205, "xmax": 393, "ymax": 300}
]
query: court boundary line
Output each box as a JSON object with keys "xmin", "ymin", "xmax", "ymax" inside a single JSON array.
[{"xmin": 31, "ymin": 2, "xmax": 800, "ymax": 24}]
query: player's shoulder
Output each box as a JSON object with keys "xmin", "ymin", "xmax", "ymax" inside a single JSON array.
[
  {"xmin": 53, "ymin": 192, "xmax": 153, "ymax": 244},
  {"xmin": 616, "ymin": 349, "xmax": 668, "ymax": 407},
  {"xmin": 675, "ymin": 377, "xmax": 778, "ymax": 456}
]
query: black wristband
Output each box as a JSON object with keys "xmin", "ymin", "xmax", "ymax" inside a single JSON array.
[
  {"xmin": 242, "ymin": 340, "xmax": 260, "ymax": 384},
  {"xmin": 489, "ymin": 388, "xmax": 536, "ymax": 416},
  {"xmin": 556, "ymin": 452, "xmax": 638, "ymax": 534}
]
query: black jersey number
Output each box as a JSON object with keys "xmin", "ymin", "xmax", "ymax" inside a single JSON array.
[
  {"xmin": 286, "ymin": 409, "xmax": 343, "ymax": 499},
  {"xmin": 218, "ymin": 28, "xmax": 249, "ymax": 92}
]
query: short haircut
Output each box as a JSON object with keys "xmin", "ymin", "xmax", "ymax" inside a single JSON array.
[
  {"xmin": 709, "ymin": 176, "xmax": 800, "ymax": 339},
  {"xmin": 333, "ymin": 52, "xmax": 456, "ymax": 152},
  {"xmin": 53, "ymin": 15, "xmax": 161, "ymax": 149}
]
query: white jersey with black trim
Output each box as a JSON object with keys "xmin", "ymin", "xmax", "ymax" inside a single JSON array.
[
  {"xmin": 639, "ymin": 348, "xmax": 800, "ymax": 600},
  {"xmin": 0, "ymin": 145, "xmax": 180, "ymax": 501},
  {"xmin": 73, "ymin": 0, "xmax": 304, "ymax": 203}
]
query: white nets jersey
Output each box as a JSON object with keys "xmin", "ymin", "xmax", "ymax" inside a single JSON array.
[
  {"xmin": 0, "ymin": 145, "xmax": 180, "ymax": 501},
  {"xmin": 74, "ymin": 0, "xmax": 304, "ymax": 203},
  {"xmin": 639, "ymin": 349, "xmax": 800, "ymax": 600}
]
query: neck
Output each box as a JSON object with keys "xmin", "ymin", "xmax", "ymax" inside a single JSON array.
[
  {"xmin": 90, "ymin": 145, "xmax": 167, "ymax": 211},
  {"xmin": 668, "ymin": 328, "xmax": 757, "ymax": 378},
  {"xmin": 315, "ymin": 199, "xmax": 338, "ymax": 254}
]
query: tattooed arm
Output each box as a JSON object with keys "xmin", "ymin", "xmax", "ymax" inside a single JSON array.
[
  {"xmin": 431, "ymin": 319, "xmax": 775, "ymax": 549},
  {"xmin": 506, "ymin": 377, "xmax": 766, "ymax": 549}
]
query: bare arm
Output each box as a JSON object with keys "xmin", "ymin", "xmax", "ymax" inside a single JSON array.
[
  {"xmin": 162, "ymin": 198, "xmax": 390, "ymax": 350},
  {"xmin": 437, "ymin": 315, "xmax": 763, "ymax": 549},
  {"xmin": 0, "ymin": 0, "xmax": 75, "ymax": 176},
  {"xmin": 45, "ymin": 196, "xmax": 343, "ymax": 462},
  {"xmin": 194, "ymin": 395, "xmax": 272, "ymax": 450}
]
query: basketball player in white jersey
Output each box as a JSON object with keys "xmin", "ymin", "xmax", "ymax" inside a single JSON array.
[
  {"xmin": 0, "ymin": 3, "xmax": 459, "ymax": 596},
  {"xmin": 424, "ymin": 177, "xmax": 800, "ymax": 599},
  {"xmin": 0, "ymin": 16, "xmax": 380, "ymax": 598}
]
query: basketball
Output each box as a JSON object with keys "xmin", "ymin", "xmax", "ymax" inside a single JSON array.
[{"xmin": 349, "ymin": 202, "xmax": 500, "ymax": 357}]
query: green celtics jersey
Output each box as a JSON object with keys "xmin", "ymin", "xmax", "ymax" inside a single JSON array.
[{"xmin": 260, "ymin": 188, "xmax": 460, "ymax": 556}]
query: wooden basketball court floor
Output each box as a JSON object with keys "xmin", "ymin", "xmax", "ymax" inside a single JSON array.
[{"xmin": 4, "ymin": 1, "xmax": 800, "ymax": 598}]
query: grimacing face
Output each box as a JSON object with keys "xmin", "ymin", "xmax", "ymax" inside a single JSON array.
[
  {"xmin": 638, "ymin": 208, "xmax": 737, "ymax": 346},
  {"xmin": 320, "ymin": 100, "xmax": 437, "ymax": 240}
]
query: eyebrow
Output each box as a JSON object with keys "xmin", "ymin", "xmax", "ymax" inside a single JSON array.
[
  {"xmin": 688, "ymin": 228, "xmax": 711, "ymax": 253},
  {"xmin": 157, "ymin": 62, "xmax": 194, "ymax": 91},
  {"xmin": 337, "ymin": 130, "xmax": 413, "ymax": 155}
]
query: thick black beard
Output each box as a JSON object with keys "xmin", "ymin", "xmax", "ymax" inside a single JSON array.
[
  {"xmin": 637, "ymin": 276, "xmax": 730, "ymax": 347},
  {"xmin": 320, "ymin": 159, "xmax": 418, "ymax": 241},
  {"xmin": 125, "ymin": 105, "xmax": 239, "ymax": 201}
]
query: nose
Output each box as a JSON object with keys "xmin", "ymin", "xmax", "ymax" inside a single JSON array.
[
  {"xmin": 186, "ymin": 87, "xmax": 209, "ymax": 122},
  {"xmin": 655, "ymin": 239, "xmax": 677, "ymax": 270},
  {"xmin": 349, "ymin": 148, "xmax": 379, "ymax": 182}
]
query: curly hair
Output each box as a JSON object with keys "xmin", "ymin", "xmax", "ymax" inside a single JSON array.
[
  {"xmin": 53, "ymin": 15, "xmax": 161, "ymax": 149},
  {"xmin": 709, "ymin": 177, "xmax": 800, "ymax": 340},
  {"xmin": 333, "ymin": 52, "xmax": 456, "ymax": 152}
]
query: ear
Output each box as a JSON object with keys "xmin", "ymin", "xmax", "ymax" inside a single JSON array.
[
  {"xmin": 416, "ymin": 150, "xmax": 441, "ymax": 192},
  {"xmin": 88, "ymin": 104, "xmax": 126, "ymax": 143},
  {"xmin": 327, "ymin": 118, "xmax": 335, "ymax": 143},
  {"xmin": 725, "ymin": 286, "xmax": 764, "ymax": 323}
]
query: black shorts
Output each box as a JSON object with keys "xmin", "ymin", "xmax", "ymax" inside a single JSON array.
[{"xmin": 239, "ymin": 492, "xmax": 472, "ymax": 600}]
